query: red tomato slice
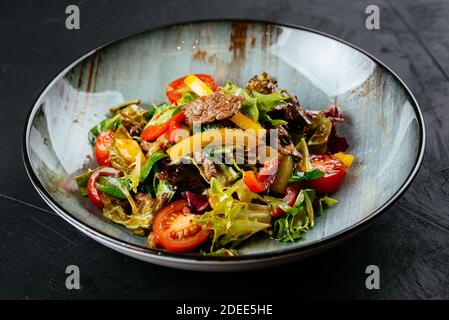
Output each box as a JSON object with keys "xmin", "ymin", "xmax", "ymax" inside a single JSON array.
[
  {"xmin": 87, "ymin": 167, "xmax": 120, "ymax": 208},
  {"xmin": 257, "ymin": 158, "xmax": 279, "ymax": 182},
  {"xmin": 95, "ymin": 130, "xmax": 114, "ymax": 166},
  {"xmin": 152, "ymin": 200, "xmax": 211, "ymax": 252},
  {"xmin": 271, "ymin": 183, "xmax": 300, "ymax": 218},
  {"xmin": 303, "ymin": 154, "xmax": 346, "ymax": 193},
  {"xmin": 166, "ymin": 74, "xmax": 218, "ymax": 104},
  {"xmin": 243, "ymin": 171, "xmax": 275, "ymax": 193},
  {"xmin": 243, "ymin": 159, "xmax": 278, "ymax": 193},
  {"xmin": 141, "ymin": 111, "xmax": 186, "ymax": 141}
]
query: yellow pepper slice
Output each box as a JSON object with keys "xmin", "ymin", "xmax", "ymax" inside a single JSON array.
[
  {"xmin": 334, "ymin": 152, "xmax": 354, "ymax": 168},
  {"xmin": 167, "ymin": 128, "xmax": 269, "ymax": 162},
  {"xmin": 115, "ymin": 138, "xmax": 146, "ymax": 164},
  {"xmin": 230, "ymin": 112, "xmax": 266, "ymax": 137},
  {"xmin": 184, "ymin": 74, "xmax": 214, "ymax": 96}
]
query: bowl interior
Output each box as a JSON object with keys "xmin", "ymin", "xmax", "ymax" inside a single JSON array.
[{"xmin": 26, "ymin": 21, "xmax": 422, "ymax": 257}]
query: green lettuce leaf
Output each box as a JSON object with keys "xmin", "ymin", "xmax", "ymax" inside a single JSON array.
[
  {"xmin": 155, "ymin": 179, "xmax": 175, "ymax": 203},
  {"xmin": 117, "ymin": 104, "xmax": 149, "ymax": 134},
  {"xmin": 289, "ymin": 168, "xmax": 324, "ymax": 182},
  {"xmin": 147, "ymin": 103, "xmax": 181, "ymax": 126},
  {"xmin": 108, "ymin": 99, "xmax": 141, "ymax": 115},
  {"xmin": 273, "ymin": 189, "xmax": 316, "ymax": 242},
  {"xmin": 140, "ymin": 150, "xmax": 168, "ymax": 183},
  {"xmin": 195, "ymin": 178, "xmax": 271, "ymax": 251},
  {"xmin": 88, "ymin": 114, "xmax": 121, "ymax": 144},
  {"xmin": 201, "ymin": 248, "xmax": 238, "ymax": 256},
  {"xmin": 178, "ymin": 91, "xmax": 198, "ymax": 105},
  {"xmin": 251, "ymin": 90, "xmax": 289, "ymax": 113},
  {"xmin": 102, "ymin": 193, "xmax": 155, "ymax": 236},
  {"xmin": 96, "ymin": 176, "xmax": 127, "ymax": 199},
  {"xmin": 221, "ymin": 81, "xmax": 289, "ymax": 125},
  {"xmin": 296, "ymin": 137, "xmax": 312, "ymax": 172},
  {"xmin": 317, "ymin": 196, "xmax": 338, "ymax": 216},
  {"xmin": 221, "ymin": 81, "xmax": 259, "ymax": 121},
  {"xmin": 74, "ymin": 169, "xmax": 94, "ymax": 196}
]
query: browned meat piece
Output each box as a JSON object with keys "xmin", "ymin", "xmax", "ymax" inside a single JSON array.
[
  {"xmin": 193, "ymin": 150, "xmax": 217, "ymax": 181},
  {"xmin": 246, "ymin": 72, "xmax": 278, "ymax": 94},
  {"xmin": 182, "ymin": 92, "xmax": 243, "ymax": 125}
]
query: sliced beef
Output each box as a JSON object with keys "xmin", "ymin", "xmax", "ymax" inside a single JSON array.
[{"xmin": 182, "ymin": 92, "xmax": 243, "ymax": 126}]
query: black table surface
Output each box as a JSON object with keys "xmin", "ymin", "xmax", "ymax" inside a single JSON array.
[{"xmin": 1, "ymin": 0, "xmax": 448, "ymax": 299}]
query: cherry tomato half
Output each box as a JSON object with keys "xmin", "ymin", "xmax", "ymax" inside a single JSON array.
[
  {"xmin": 271, "ymin": 183, "xmax": 300, "ymax": 218},
  {"xmin": 166, "ymin": 74, "xmax": 218, "ymax": 104},
  {"xmin": 95, "ymin": 130, "xmax": 114, "ymax": 166},
  {"xmin": 152, "ymin": 200, "xmax": 211, "ymax": 252},
  {"xmin": 243, "ymin": 171, "xmax": 276, "ymax": 193},
  {"xmin": 257, "ymin": 158, "xmax": 279, "ymax": 181},
  {"xmin": 87, "ymin": 167, "xmax": 121, "ymax": 208},
  {"xmin": 303, "ymin": 154, "xmax": 346, "ymax": 193},
  {"xmin": 243, "ymin": 159, "xmax": 278, "ymax": 193}
]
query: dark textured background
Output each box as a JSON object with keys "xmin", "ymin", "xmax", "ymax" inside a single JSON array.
[{"xmin": 0, "ymin": 0, "xmax": 447, "ymax": 299}]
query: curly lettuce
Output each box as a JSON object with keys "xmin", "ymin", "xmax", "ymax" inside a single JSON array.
[
  {"xmin": 221, "ymin": 81, "xmax": 289, "ymax": 126},
  {"xmin": 102, "ymin": 193, "xmax": 154, "ymax": 236},
  {"xmin": 196, "ymin": 178, "xmax": 271, "ymax": 251},
  {"xmin": 273, "ymin": 189, "xmax": 315, "ymax": 242}
]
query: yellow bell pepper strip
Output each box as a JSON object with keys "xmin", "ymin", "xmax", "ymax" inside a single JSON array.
[
  {"xmin": 115, "ymin": 138, "xmax": 146, "ymax": 165},
  {"xmin": 184, "ymin": 74, "xmax": 266, "ymax": 137},
  {"xmin": 166, "ymin": 128, "xmax": 270, "ymax": 163},
  {"xmin": 230, "ymin": 112, "xmax": 266, "ymax": 137},
  {"xmin": 334, "ymin": 152, "xmax": 355, "ymax": 168},
  {"xmin": 184, "ymin": 74, "xmax": 214, "ymax": 96}
]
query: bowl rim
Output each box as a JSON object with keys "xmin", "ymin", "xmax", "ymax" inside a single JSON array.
[{"xmin": 22, "ymin": 19, "xmax": 426, "ymax": 265}]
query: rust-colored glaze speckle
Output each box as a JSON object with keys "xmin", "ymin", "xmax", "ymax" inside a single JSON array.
[
  {"xmin": 250, "ymin": 33, "xmax": 256, "ymax": 48},
  {"xmin": 85, "ymin": 52, "xmax": 97, "ymax": 93},
  {"xmin": 193, "ymin": 49, "xmax": 207, "ymax": 63},
  {"xmin": 229, "ymin": 22, "xmax": 248, "ymax": 62},
  {"xmin": 77, "ymin": 60, "xmax": 84, "ymax": 89}
]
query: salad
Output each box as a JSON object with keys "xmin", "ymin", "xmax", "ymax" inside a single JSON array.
[{"xmin": 75, "ymin": 72, "xmax": 354, "ymax": 255}]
